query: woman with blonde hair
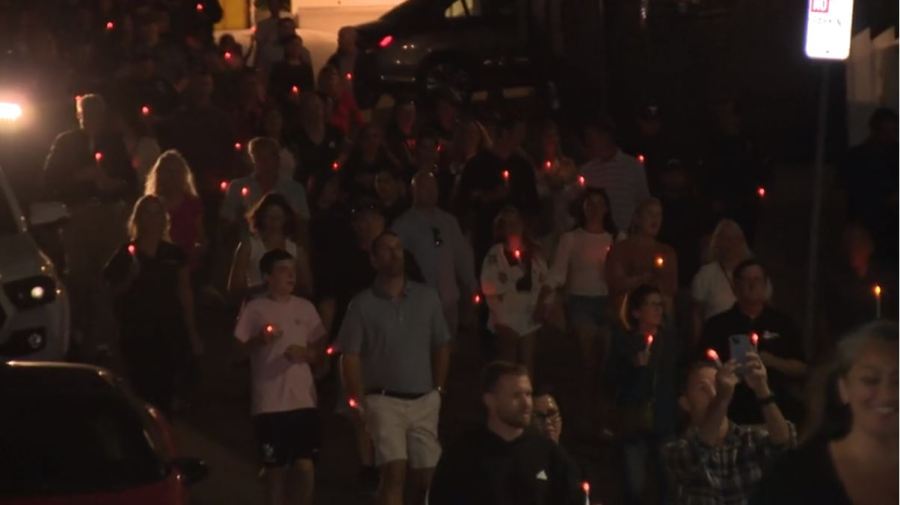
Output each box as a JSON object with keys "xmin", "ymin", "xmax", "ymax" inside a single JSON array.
[
  {"xmin": 104, "ymin": 195, "xmax": 203, "ymax": 413},
  {"xmin": 606, "ymin": 197, "xmax": 678, "ymax": 316},
  {"xmin": 144, "ymin": 150, "xmax": 206, "ymax": 271},
  {"xmin": 690, "ymin": 218, "xmax": 771, "ymax": 342},
  {"xmin": 480, "ymin": 206, "xmax": 552, "ymax": 375}
]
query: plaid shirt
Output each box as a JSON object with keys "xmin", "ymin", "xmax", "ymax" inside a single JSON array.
[{"xmin": 662, "ymin": 422, "xmax": 797, "ymax": 505}]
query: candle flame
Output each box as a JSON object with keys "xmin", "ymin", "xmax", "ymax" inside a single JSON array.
[
  {"xmin": 874, "ymin": 284, "xmax": 882, "ymax": 297},
  {"xmin": 706, "ymin": 349, "xmax": 720, "ymax": 362}
]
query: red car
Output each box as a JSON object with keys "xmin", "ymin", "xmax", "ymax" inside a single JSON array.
[{"xmin": 0, "ymin": 361, "xmax": 207, "ymax": 505}]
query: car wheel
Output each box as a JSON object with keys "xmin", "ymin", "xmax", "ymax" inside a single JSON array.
[{"xmin": 419, "ymin": 60, "xmax": 474, "ymax": 102}]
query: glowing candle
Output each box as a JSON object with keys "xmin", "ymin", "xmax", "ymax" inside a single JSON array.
[
  {"xmin": 219, "ymin": 180, "xmax": 229, "ymax": 192},
  {"xmin": 234, "ymin": 142, "xmax": 242, "ymax": 151},
  {"xmin": 94, "ymin": 151, "xmax": 104, "ymax": 163},
  {"xmin": 241, "ymin": 186, "xmax": 249, "ymax": 198},
  {"xmin": 513, "ymin": 249, "xmax": 521, "ymax": 261},
  {"xmin": 646, "ymin": 334, "xmax": 654, "ymax": 350},
  {"xmin": 348, "ymin": 397, "xmax": 359, "ymax": 409},
  {"xmin": 874, "ymin": 284, "xmax": 883, "ymax": 319},
  {"xmin": 140, "ymin": 105, "xmax": 151, "ymax": 116},
  {"xmin": 326, "ymin": 346, "xmax": 335, "ymax": 356},
  {"xmin": 654, "ymin": 255, "xmax": 664, "ymax": 269},
  {"xmin": 331, "ymin": 161, "xmax": 340, "ymax": 172},
  {"xmin": 291, "ymin": 85, "xmax": 300, "ymax": 95},
  {"xmin": 127, "ymin": 244, "xmax": 136, "ymax": 256},
  {"xmin": 757, "ymin": 186, "xmax": 766, "ymax": 199},
  {"xmin": 473, "ymin": 293, "xmax": 482, "ymax": 305},
  {"xmin": 502, "ymin": 170, "xmax": 510, "ymax": 185},
  {"xmin": 750, "ymin": 332, "xmax": 759, "ymax": 348},
  {"xmin": 577, "ymin": 175, "xmax": 586, "ymax": 187},
  {"xmin": 105, "ymin": 21, "xmax": 115, "ymax": 31},
  {"xmin": 706, "ymin": 348, "xmax": 721, "ymax": 365},
  {"xmin": 637, "ymin": 153, "xmax": 646, "ymax": 165},
  {"xmin": 195, "ymin": 2, "xmax": 204, "ymax": 12}
]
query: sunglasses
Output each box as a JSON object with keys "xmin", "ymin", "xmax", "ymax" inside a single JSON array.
[{"xmin": 533, "ymin": 409, "xmax": 559, "ymax": 421}]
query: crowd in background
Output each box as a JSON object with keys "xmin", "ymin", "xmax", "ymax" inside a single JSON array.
[{"xmin": 0, "ymin": 0, "xmax": 897, "ymax": 504}]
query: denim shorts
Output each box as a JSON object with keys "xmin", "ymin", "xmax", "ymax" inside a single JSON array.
[{"xmin": 566, "ymin": 295, "xmax": 609, "ymax": 328}]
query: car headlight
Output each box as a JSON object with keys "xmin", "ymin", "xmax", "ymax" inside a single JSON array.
[
  {"xmin": 0, "ymin": 101, "xmax": 23, "ymax": 122},
  {"xmin": 3, "ymin": 276, "xmax": 57, "ymax": 309}
]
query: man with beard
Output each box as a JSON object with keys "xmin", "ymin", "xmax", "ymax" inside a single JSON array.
[
  {"xmin": 338, "ymin": 231, "xmax": 452, "ymax": 505},
  {"xmin": 428, "ymin": 362, "xmax": 586, "ymax": 505}
]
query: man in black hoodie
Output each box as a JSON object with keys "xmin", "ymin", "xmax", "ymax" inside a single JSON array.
[{"xmin": 428, "ymin": 361, "xmax": 587, "ymax": 505}]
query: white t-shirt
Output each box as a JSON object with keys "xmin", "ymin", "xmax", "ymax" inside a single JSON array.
[
  {"xmin": 234, "ymin": 296, "xmax": 326, "ymax": 415},
  {"xmin": 691, "ymin": 262, "xmax": 774, "ymax": 320},
  {"xmin": 549, "ymin": 228, "xmax": 614, "ymax": 297}
]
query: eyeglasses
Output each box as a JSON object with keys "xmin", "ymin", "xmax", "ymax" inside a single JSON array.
[
  {"xmin": 533, "ymin": 409, "xmax": 559, "ymax": 422},
  {"xmin": 432, "ymin": 227, "xmax": 443, "ymax": 247}
]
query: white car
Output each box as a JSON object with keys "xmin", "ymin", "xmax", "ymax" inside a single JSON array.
[{"xmin": 0, "ymin": 166, "xmax": 70, "ymax": 361}]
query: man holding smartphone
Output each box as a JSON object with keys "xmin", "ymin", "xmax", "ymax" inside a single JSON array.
[
  {"xmin": 699, "ymin": 259, "xmax": 807, "ymax": 424},
  {"xmin": 662, "ymin": 354, "xmax": 797, "ymax": 505}
]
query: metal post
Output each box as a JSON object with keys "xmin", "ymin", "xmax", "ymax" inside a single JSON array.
[{"xmin": 803, "ymin": 63, "xmax": 830, "ymax": 357}]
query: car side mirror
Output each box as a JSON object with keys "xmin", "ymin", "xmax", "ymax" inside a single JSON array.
[
  {"xmin": 171, "ymin": 457, "xmax": 208, "ymax": 486},
  {"xmin": 29, "ymin": 202, "xmax": 69, "ymax": 228}
]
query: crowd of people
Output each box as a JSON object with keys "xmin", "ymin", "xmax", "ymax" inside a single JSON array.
[{"xmin": 4, "ymin": 0, "xmax": 896, "ymax": 504}]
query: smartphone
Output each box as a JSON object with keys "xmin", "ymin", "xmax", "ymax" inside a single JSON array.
[{"xmin": 729, "ymin": 334, "xmax": 753, "ymax": 364}]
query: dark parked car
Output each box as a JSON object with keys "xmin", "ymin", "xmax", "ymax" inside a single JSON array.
[
  {"xmin": 350, "ymin": 0, "xmax": 538, "ymax": 106},
  {"xmin": 0, "ymin": 361, "xmax": 207, "ymax": 505}
]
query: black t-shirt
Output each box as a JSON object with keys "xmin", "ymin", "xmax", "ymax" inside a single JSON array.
[
  {"xmin": 289, "ymin": 127, "xmax": 344, "ymax": 185},
  {"xmin": 428, "ymin": 427, "xmax": 585, "ymax": 505},
  {"xmin": 455, "ymin": 150, "xmax": 540, "ymax": 265},
  {"xmin": 268, "ymin": 61, "xmax": 315, "ymax": 105},
  {"xmin": 43, "ymin": 129, "xmax": 138, "ymax": 205},
  {"xmin": 699, "ymin": 305, "xmax": 805, "ymax": 424},
  {"xmin": 750, "ymin": 439, "xmax": 852, "ymax": 505}
]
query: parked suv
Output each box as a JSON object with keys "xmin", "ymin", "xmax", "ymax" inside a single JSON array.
[
  {"xmin": 350, "ymin": 0, "xmax": 534, "ymax": 106},
  {"xmin": 0, "ymin": 165, "xmax": 70, "ymax": 361}
]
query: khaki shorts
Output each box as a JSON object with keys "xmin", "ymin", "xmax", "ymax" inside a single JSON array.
[{"xmin": 364, "ymin": 390, "xmax": 442, "ymax": 469}]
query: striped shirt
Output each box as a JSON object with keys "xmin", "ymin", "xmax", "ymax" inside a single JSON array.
[{"xmin": 579, "ymin": 150, "xmax": 650, "ymax": 231}]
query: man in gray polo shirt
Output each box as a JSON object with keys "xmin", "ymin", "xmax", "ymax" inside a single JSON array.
[
  {"xmin": 392, "ymin": 170, "xmax": 478, "ymax": 337},
  {"xmin": 337, "ymin": 231, "xmax": 452, "ymax": 505}
]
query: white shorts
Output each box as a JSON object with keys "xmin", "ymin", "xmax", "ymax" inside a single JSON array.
[{"xmin": 364, "ymin": 390, "xmax": 442, "ymax": 469}]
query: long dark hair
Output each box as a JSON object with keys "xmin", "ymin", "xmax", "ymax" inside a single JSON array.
[
  {"xmin": 248, "ymin": 193, "xmax": 297, "ymax": 237},
  {"xmin": 572, "ymin": 187, "xmax": 617, "ymax": 236},
  {"xmin": 804, "ymin": 320, "xmax": 899, "ymax": 442}
]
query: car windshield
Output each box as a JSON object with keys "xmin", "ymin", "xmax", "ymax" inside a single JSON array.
[
  {"xmin": 0, "ymin": 181, "xmax": 21, "ymax": 237},
  {"xmin": 381, "ymin": 0, "xmax": 452, "ymax": 21},
  {"xmin": 0, "ymin": 394, "xmax": 167, "ymax": 496}
]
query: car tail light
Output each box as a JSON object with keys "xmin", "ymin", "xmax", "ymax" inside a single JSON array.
[
  {"xmin": 378, "ymin": 35, "xmax": 394, "ymax": 48},
  {"xmin": 3, "ymin": 276, "xmax": 57, "ymax": 310}
]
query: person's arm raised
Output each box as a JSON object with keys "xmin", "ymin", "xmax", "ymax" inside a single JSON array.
[
  {"xmin": 698, "ymin": 360, "xmax": 739, "ymax": 446},
  {"xmin": 743, "ymin": 352, "xmax": 792, "ymax": 446}
]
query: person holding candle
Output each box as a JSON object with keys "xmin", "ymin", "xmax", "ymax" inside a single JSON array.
[
  {"xmin": 220, "ymin": 137, "xmax": 311, "ymax": 240},
  {"xmin": 103, "ymin": 195, "xmax": 202, "ymax": 413},
  {"xmin": 456, "ymin": 116, "xmax": 540, "ymax": 271},
  {"xmin": 480, "ymin": 206, "xmax": 552, "ymax": 376},
  {"xmin": 750, "ymin": 320, "xmax": 898, "ymax": 505},
  {"xmin": 44, "ymin": 93, "xmax": 138, "ymax": 359},
  {"xmin": 662, "ymin": 352, "xmax": 796, "ymax": 505},
  {"xmin": 227, "ymin": 193, "xmax": 314, "ymax": 301},
  {"xmin": 823, "ymin": 224, "xmax": 897, "ymax": 354},
  {"xmin": 606, "ymin": 197, "xmax": 678, "ymax": 316},
  {"xmin": 234, "ymin": 248, "xmax": 327, "ymax": 505},
  {"xmin": 578, "ymin": 119, "xmax": 650, "ymax": 232},
  {"xmin": 691, "ymin": 219, "xmax": 772, "ymax": 344},
  {"xmin": 699, "ymin": 259, "xmax": 807, "ymax": 424},
  {"xmin": 548, "ymin": 188, "xmax": 619, "ymax": 387},
  {"xmin": 336, "ymin": 231, "xmax": 452, "ymax": 505},
  {"xmin": 609, "ymin": 284, "xmax": 681, "ymax": 504}
]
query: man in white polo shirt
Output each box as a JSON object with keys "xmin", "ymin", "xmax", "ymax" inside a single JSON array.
[{"xmin": 235, "ymin": 249, "xmax": 326, "ymax": 505}]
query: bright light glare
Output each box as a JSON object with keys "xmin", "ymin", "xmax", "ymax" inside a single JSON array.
[
  {"xmin": 0, "ymin": 102, "xmax": 23, "ymax": 121},
  {"xmin": 30, "ymin": 286, "xmax": 45, "ymax": 300}
]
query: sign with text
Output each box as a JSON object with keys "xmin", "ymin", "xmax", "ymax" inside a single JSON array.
[{"xmin": 805, "ymin": 0, "xmax": 854, "ymax": 60}]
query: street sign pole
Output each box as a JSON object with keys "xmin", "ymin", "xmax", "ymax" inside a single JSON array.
[
  {"xmin": 802, "ymin": 0, "xmax": 853, "ymax": 355},
  {"xmin": 804, "ymin": 64, "xmax": 830, "ymax": 356}
]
